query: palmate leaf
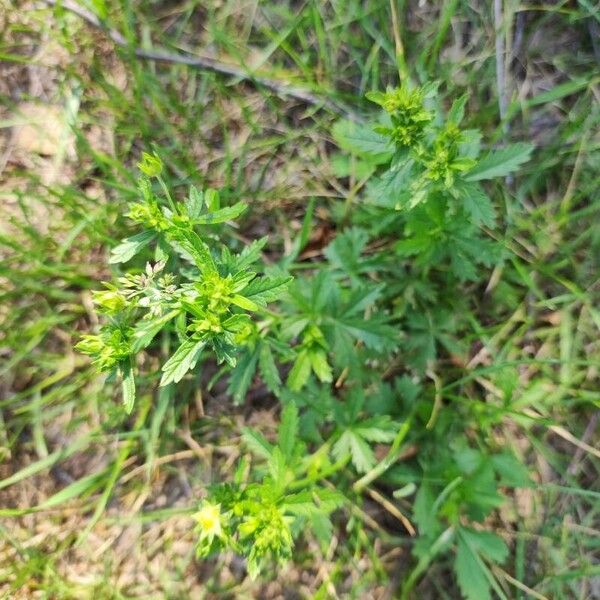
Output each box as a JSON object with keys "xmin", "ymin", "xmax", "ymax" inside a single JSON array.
[
  {"xmin": 333, "ymin": 430, "xmax": 375, "ymax": 473},
  {"xmin": 330, "ymin": 315, "xmax": 398, "ymax": 352},
  {"xmin": 465, "ymin": 142, "xmax": 533, "ymax": 181},
  {"xmin": 160, "ymin": 338, "xmax": 205, "ymax": 386}
]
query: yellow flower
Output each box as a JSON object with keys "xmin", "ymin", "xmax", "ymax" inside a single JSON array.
[{"xmin": 193, "ymin": 502, "xmax": 223, "ymax": 541}]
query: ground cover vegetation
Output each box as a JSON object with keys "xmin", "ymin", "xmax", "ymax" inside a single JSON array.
[{"xmin": 1, "ymin": 1, "xmax": 599, "ymax": 598}]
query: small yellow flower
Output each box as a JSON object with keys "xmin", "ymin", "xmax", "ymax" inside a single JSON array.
[{"xmin": 193, "ymin": 502, "xmax": 223, "ymax": 541}]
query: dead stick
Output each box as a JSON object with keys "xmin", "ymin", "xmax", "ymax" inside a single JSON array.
[{"xmin": 42, "ymin": 0, "xmax": 361, "ymax": 120}]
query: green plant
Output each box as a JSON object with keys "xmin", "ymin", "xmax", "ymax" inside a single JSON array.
[
  {"xmin": 77, "ymin": 151, "xmax": 292, "ymax": 412},
  {"xmin": 80, "ymin": 83, "xmax": 535, "ymax": 597}
]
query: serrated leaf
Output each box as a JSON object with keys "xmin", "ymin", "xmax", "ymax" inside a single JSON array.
[
  {"xmin": 366, "ymin": 160, "xmax": 414, "ymax": 207},
  {"xmin": 448, "ymin": 94, "xmax": 468, "ymax": 124},
  {"xmin": 332, "ymin": 316, "xmax": 397, "ymax": 352},
  {"xmin": 287, "ymin": 350, "xmax": 311, "ymax": 391},
  {"xmin": 333, "ymin": 430, "xmax": 375, "ymax": 473},
  {"xmin": 268, "ymin": 447, "xmax": 287, "ymax": 487},
  {"xmin": 132, "ymin": 309, "xmax": 179, "ymax": 353},
  {"xmin": 309, "ymin": 348, "xmax": 333, "ymax": 383},
  {"xmin": 332, "ymin": 119, "xmax": 393, "ymax": 163},
  {"xmin": 355, "ymin": 416, "xmax": 397, "ymax": 442},
  {"xmin": 227, "ymin": 347, "xmax": 259, "ymax": 404},
  {"xmin": 460, "ymin": 183, "xmax": 496, "ymax": 227},
  {"xmin": 193, "ymin": 202, "xmax": 246, "ymax": 224},
  {"xmin": 160, "ymin": 338, "xmax": 205, "ymax": 386},
  {"xmin": 244, "ymin": 275, "xmax": 293, "ymax": 306},
  {"xmin": 242, "ymin": 427, "xmax": 273, "ymax": 459},
  {"xmin": 205, "ymin": 188, "xmax": 220, "ymax": 211},
  {"xmin": 278, "ymin": 402, "xmax": 299, "ymax": 458},
  {"xmin": 109, "ymin": 230, "xmax": 156, "ymax": 264},
  {"xmin": 283, "ymin": 491, "xmax": 320, "ymax": 516},
  {"xmin": 465, "ymin": 142, "xmax": 533, "ymax": 181},
  {"xmin": 460, "ymin": 528, "xmax": 508, "ymax": 563},
  {"xmin": 258, "ymin": 343, "xmax": 281, "ymax": 393},
  {"xmin": 455, "ymin": 533, "xmax": 493, "ymax": 600},
  {"xmin": 169, "ymin": 228, "xmax": 217, "ymax": 274},
  {"xmin": 310, "ymin": 512, "xmax": 333, "ymax": 545},
  {"xmin": 186, "ymin": 186, "xmax": 204, "ymax": 219},
  {"xmin": 120, "ymin": 360, "xmax": 135, "ymax": 414},
  {"xmin": 233, "ymin": 237, "xmax": 268, "ymax": 271}
]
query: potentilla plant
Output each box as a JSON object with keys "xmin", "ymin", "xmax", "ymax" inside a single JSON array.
[
  {"xmin": 77, "ymin": 152, "xmax": 292, "ymax": 412},
  {"xmin": 79, "ymin": 83, "xmax": 533, "ymax": 595}
]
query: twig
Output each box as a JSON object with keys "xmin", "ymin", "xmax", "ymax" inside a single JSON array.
[
  {"xmin": 491, "ymin": 565, "xmax": 551, "ymax": 600},
  {"xmin": 42, "ymin": 0, "xmax": 361, "ymax": 120},
  {"xmin": 366, "ymin": 486, "xmax": 416, "ymax": 536}
]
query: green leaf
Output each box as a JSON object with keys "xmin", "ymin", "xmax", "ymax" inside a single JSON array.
[
  {"xmin": 460, "ymin": 528, "xmax": 508, "ymax": 563},
  {"xmin": 109, "ymin": 230, "xmax": 156, "ymax": 264},
  {"xmin": 193, "ymin": 202, "xmax": 247, "ymax": 224},
  {"xmin": 460, "ymin": 183, "xmax": 496, "ymax": 227},
  {"xmin": 227, "ymin": 347, "xmax": 259, "ymax": 404},
  {"xmin": 230, "ymin": 294, "xmax": 260, "ymax": 312},
  {"xmin": 448, "ymin": 94, "xmax": 468, "ymax": 124},
  {"xmin": 332, "ymin": 316, "xmax": 397, "ymax": 352},
  {"xmin": 132, "ymin": 309, "xmax": 179, "ymax": 353},
  {"xmin": 287, "ymin": 350, "xmax": 311, "ymax": 391},
  {"xmin": 355, "ymin": 416, "xmax": 397, "ymax": 442},
  {"xmin": 309, "ymin": 348, "xmax": 333, "ymax": 383},
  {"xmin": 332, "ymin": 430, "xmax": 375, "ymax": 473},
  {"xmin": 242, "ymin": 427, "xmax": 273, "ymax": 459},
  {"xmin": 414, "ymin": 482, "xmax": 437, "ymax": 536},
  {"xmin": 268, "ymin": 447, "xmax": 288, "ymax": 487},
  {"xmin": 38, "ymin": 468, "xmax": 109, "ymax": 509},
  {"xmin": 160, "ymin": 338, "xmax": 205, "ymax": 386},
  {"xmin": 186, "ymin": 186, "xmax": 204, "ymax": 219},
  {"xmin": 170, "ymin": 228, "xmax": 217, "ymax": 274},
  {"xmin": 455, "ymin": 532, "xmax": 493, "ymax": 600},
  {"xmin": 465, "ymin": 142, "xmax": 533, "ymax": 181},
  {"xmin": 244, "ymin": 275, "xmax": 293, "ymax": 306},
  {"xmin": 233, "ymin": 237, "xmax": 268, "ymax": 271},
  {"xmin": 120, "ymin": 359, "xmax": 135, "ymax": 413},
  {"xmin": 258, "ymin": 343, "xmax": 281, "ymax": 393},
  {"xmin": 332, "ymin": 119, "xmax": 393, "ymax": 163},
  {"xmin": 278, "ymin": 402, "xmax": 299, "ymax": 458},
  {"xmin": 491, "ymin": 453, "xmax": 532, "ymax": 488},
  {"xmin": 205, "ymin": 188, "xmax": 220, "ymax": 211},
  {"xmin": 454, "ymin": 528, "xmax": 507, "ymax": 600}
]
